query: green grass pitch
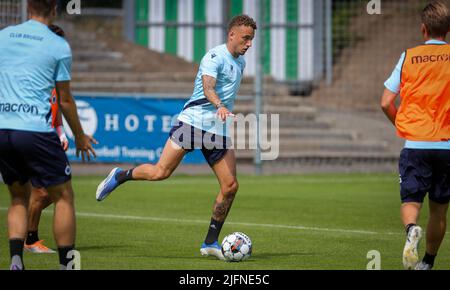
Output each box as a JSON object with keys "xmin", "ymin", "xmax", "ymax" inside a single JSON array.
[{"xmin": 1, "ymin": 173, "xmax": 449, "ymax": 270}]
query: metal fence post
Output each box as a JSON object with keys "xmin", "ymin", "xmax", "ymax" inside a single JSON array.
[
  {"xmin": 254, "ymin": 0, "xmax": 263, "ymax": 176},
  {"xmin": 325, "ymin": 0, "xmax": 333, "ymax": 85},
  {"xmin": 21, "ymin": 0, "xmax": 27, "ymax": 22},
  {"xmin": 222, "ymin": 0, "xmax": 229, "ymax": 42},
  {"xmin": 123, "ymin": 0, "xmax": 136, "ymax": 43}
]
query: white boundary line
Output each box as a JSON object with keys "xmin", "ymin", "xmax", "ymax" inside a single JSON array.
[
  {"xmin": 0, "ymin": 207, "xmax": 402, "ymax": 236},
  {"xmin": 1, "ymin": 176, "xmax": 398, "ymax": 187},
  {"xmin": 74, "ymin": 176, "xmax": 398, "ymax": 186}
]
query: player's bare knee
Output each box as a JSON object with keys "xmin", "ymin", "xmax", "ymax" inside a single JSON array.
[
  {"xmin": 154, "ymin": 167, "xmax": 172, "ymax": 181},
  {"xmin": 222, "ymin": 180, "xmax": 239, "ymax": 197},
  {"xmin": 10, "ymin": 195, "xmax": 29, "ymax": 207},
  {"xmin": 51, "ymin": 191, "xmax": 74, "ymax": 204},
  {"xmin": 9, "ymin": 191, "xmax": 30, "ymax": 206},
  {"xmin": 430, "ymin": 208, "xmax": 448, "ymax": 220},
  {"xmin": 47, "ymin": 183, "xmax": 74, "ymax": 204},
  {"xmin": 8, "ymin": 183, "xmax": 30, "ymax": 199},
  {"xmin": 430, "ymin": 201, "xmax": 449, "ymax": 217},
  {"xmin": 30, "ymin": 195, "xmax": 47, "ymax": 208},
  {"xmin": 31, "ymin": 189, "xmax": 50, "ymax": 204},
  {"xmin": 151, "ymin": 163, "xmax": 173, "ymax": 181},
  {"xmin": 36, "ymin": 188, "xmax": 49, "ymax": 199},
  {"xmin": 10, "ymin": 191, "xmax": 29, "ymax": 201}
]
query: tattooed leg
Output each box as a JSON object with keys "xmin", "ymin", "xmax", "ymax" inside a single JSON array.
[
  {"xmin": 204, "ymin": 150, "xmax": 238, "ymax": 244},
  {"xmin": 212, "ymin": 193, "xmax": 236, "ymax": 222}
]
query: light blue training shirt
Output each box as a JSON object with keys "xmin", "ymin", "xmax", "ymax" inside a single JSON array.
[
  {"xmin": 384, "ymin": 39, "xmax": 450, "ymax": 150},
  {"xmin": 0, "ymin": 19, "xmax": 72, "ymax": 133},
  {"xmin": 177, "ymin": 44, "xmax": 246, "ymax": 137}
]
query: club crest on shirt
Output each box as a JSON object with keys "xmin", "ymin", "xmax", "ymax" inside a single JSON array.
[{"xmin": 65, "ymin": 164, "xmax": 72, "ymax": 175}]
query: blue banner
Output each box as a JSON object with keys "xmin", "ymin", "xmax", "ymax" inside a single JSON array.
[{"xmin": 65, "ymin": 95, "xmax": 205, "ymax": 164}]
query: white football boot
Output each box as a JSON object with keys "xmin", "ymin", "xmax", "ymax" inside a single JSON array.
[{"xmin": 403, "ymin": 225, "xmax": 423, "ymax": 270}]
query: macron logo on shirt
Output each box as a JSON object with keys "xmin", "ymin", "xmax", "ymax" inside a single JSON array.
[
  {"xmin": 411, "ymin": 53, "xmax": 450, "ymax": 64},
  {"xmin": 0, "ymin": 102, "xmax": 39, "ymax": 115}
]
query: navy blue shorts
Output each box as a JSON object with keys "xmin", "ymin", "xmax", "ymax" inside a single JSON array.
[
  {"xmin": 169, "ymin": 121, "xmax": 231, "ymax": 167},
  {"xmin": 399, "ymin": 148, "xmax": 450, "ymax": 204},
  {"xmin": 0, "ymin": 129, "xmax": 71, "ymax": 188}
]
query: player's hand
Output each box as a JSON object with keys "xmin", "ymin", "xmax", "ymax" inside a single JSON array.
[
  {"xmin": 216, "ymin": 107, "xmax": 234, "ymax": 122},
  {"xmin": 75, "ymin": 134, "xmax": 98, "ymax": 162},
  {"xmin": 61, "ymin": 137, "xmax": 69, "ymax": 151},
  {"xmin": 56, "ymin": 125, "xmax": 69, "ymax": 151}
]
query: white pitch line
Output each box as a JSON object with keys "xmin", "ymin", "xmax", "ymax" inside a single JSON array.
[
  {"xmin": 74, "ymin": 177, "xmax": 398, "ymax": 186},
  {"xmin": 0, "ymin": 207, "xmax": 401, "ymax": 236}
]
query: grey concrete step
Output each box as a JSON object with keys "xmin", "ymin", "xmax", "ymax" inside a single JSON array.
[
  {"xmin": 71, "ymin": 81, "xmax": 199, "ymax": 93},
  {"xmin": 234, "ymin": 104, "xmax": 317, "ymax": 120},
  {"xmin": 72, "ymin": 61, "xmax": 134, "ymax": 72},
  {"xmin": 232, "ymin": 128, "xmax": 357, "ymax": 141},
  {"xmin": 73, "ymin": 51, "xmax": 123, "ymax": 61},
  {"xmin": 70, "ymin": 81, "xmax": 256, "ymax": 95},
  {"xmin": 71, "ymin": 72, "xmax": 287, "ymax": 90},
  {"xmin": 234, "ymin": 150, "xmax": 398, "ymax": 160},
  {"xmin": 264, "ymin": 96, "xmax": 313, "ymax": 106},
  {"xmin": 276, "ymin": 139, "xmax": 388, "ymax": 152},
  {"xmin": 235, "ymin": 97, "xmax": 314, "ymax": 110},
  {"xmin": 70, "ymin": 82, "xmax": 290, "ymax": 97},
  {"xmin": 231, "ymin": 117, "xmax": 332, "ymax": 131},
  {"xmin": 277, "ymin": 118, "xmax": 332, "ymax": 130},
  {"xmin": 66, "ymin": 32, "xmax": 97, "ymax": 42},
  {"xmin": 72, "ymin": 72, "xmax": 197, "ymax": 82},
  {"xmin": 236, "ymin": 96, "xmax": 314, "ymax": 108},
  {"xmin": 229, "ymin": 139, "xmax": 388, "ymax": 153},
  {"xmin": 70, "ymin": 41, "xmax": 108, "ymax": 51}
]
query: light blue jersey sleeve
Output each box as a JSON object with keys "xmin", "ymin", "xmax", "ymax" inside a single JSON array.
[
  {"xmin": 54, "ymin": 41, "xmax": 72, "ymax": 81},
  {"xmin": 54, "ymin": 57, "xmax": 72, "ymax": 81},
  {"xmin": 384, "ymin": 52, "xmax": 405, "ymax": 94},
  {"xmin": 200, "ymin": 51, "xmax": 223, "ymax": 79}
]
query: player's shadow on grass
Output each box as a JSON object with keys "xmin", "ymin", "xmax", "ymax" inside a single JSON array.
[
  {"xmin": 254, "ymin": 252, "xmax": 317, "ymax": 260},
  {"xmin": 128, "ymin": 253, "xmax": 316, "ymax": 262},
  {"xmin": 129, "ymin": 254, "xmax": 202, "ymax": 260},
  {"xmin": 76, "ymin": 245, "xmax": 129, "ymax": 251}
]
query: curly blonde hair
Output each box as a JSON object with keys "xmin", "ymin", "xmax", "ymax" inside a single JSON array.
[{"xmin": 227, "ymin": 14, "xmax": 257, "ymax": 32}]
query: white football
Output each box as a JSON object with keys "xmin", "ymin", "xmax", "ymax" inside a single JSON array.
[{"xmin": 221, "ymin": 232, "xmax": 252, "ymax": 262}]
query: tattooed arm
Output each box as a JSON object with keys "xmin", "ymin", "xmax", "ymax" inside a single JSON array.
[{"xmin": 202, "ymin": 75, "xmax": 231, "ymax": 121}]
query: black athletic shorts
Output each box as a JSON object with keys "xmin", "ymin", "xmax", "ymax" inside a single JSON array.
[
  {"xmin": 0, "ymin": 129, "xmax": 71, "ymax": 188},
  {"xmin": 169, "ymin": 121, "xmax": 231, "ymax": 167},
  {"xmin": 399, "ymin": 148, "xmax": 450, "ymax": 204}
]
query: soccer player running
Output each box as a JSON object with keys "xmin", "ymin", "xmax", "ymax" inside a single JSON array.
[
  {"xmin": 0, "ymin": 0, "xmax": 97, "ymax": 270},
  {"xmin": 25, "ymin": 24, "xmax": 69, "ymax": 254},
  {"xmin": 96, "ymin": 15, "xmax": 257, "ymax": 260},
  {"xmin": 381, "ymin": 0, "xmax": 450, "ymax": 270}
]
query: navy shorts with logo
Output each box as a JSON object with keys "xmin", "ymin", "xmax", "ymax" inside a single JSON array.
[
  {"xmin": 399, "ymin": 148, "xmax": 450, "ymax": 204},
  {"xmin": 0, "ymin": 129, "xmax": 71, "ymax": 188},
  {"xmin": 169, "ymin": 121, "xmax": 231, "ymax": 167}
]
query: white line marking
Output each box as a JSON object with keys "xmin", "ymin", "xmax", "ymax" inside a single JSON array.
[
  {"xmin": 0, "ymin": 207, "xmax": 401, "ymax": 236},
  {"xmin": 74, "ymin": 176, "xmax": 398, "ymax": 186}
]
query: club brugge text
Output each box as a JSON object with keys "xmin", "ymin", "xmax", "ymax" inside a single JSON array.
[{"xmin": 179, "ymin": 274, "xmax": 270, "ymax": 287}]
